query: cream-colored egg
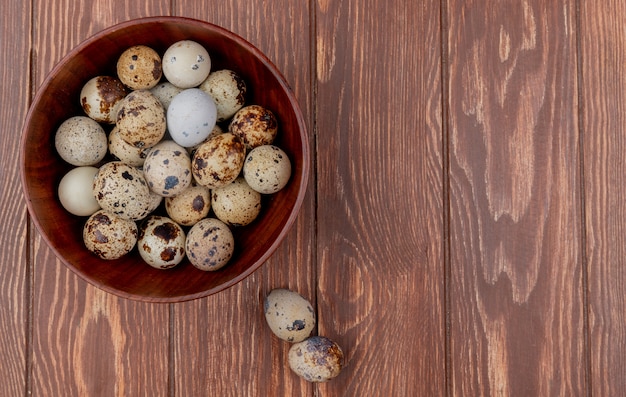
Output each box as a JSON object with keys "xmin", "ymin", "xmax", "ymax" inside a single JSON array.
[
  {"xmin": 58, "ymin": 166, "xmax": 101, "ymax": 216},
  {"xmin": 185, "ymin": 218, "xmax": 234, "ymax": 271},
  {"xmin": 199, "ymin": 69, "xmax": 247, "ymax": 122},
  {"xmin": 138, "ymin": 216, "xmax": 186, "ymax": 269},
  {"xmin": 211, "ymin": 177, "xmax": 261, "ymax": 226},
  {"xmin": 288, "ymin": 336, "xmax": 344, "ymax": 382},
  {"xmin": 264, "ymin": 288, "xmax": 316, "ymax": 343},
  {"xmin": 83, "ymin": 210, "xmax": 138, "ymax": 260},
  {"xmin": 54, "ymin": 116, "xmax": 108, "ymax": 166},
  {"xmin": 116, "ymin": 45, "xmax": 162, "ymax": 90},
  {"xmin": 162, "ymin": 40, "xmax": 211, "ymax": 89},
  {"xmin": 165, "ymin": 184, "xmax": 211, "ymax": 226},
  {"xmin": 243, "ymin": 145, "xmax": 292, "ymax": 194}
]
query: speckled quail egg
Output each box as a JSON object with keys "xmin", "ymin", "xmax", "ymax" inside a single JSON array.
[
  {"xmin": 199, "ymin": 69, "xmax": 247, "ymax": 122},
  {"xmin": 162, "ymin": 40, "xmax": 211, "ymax": 89},
  {"xmin": 80, "ymin": 76, "xmax": 129, "ymax": 124},
  {"xmin": 83, "ymin": 210, "xmax": 138, "ymax": 260},
  {"xmin": 211, "ymin": 177, "xmax": 261, "ymax": 227},
  {"xmin": 143, "ymin": 140, "xmax": 192, "ymax": 197},
  {"xmin": 137, "ymin": 216, "xmax": 186, "ymax": 269},
  {"xmin": 229, "ymin": 105, "xmax": 278, "ymax": 149},
  {"xmin": 54, "ymin": 116, "xmax": 108, "ymax": 166},
  {"xmin": 167, "ymin": 88, "xmax": 218, "ymax": 148},
  {"xmin": 108, "ymin": 126, "xmax": 149, "ymax": 167},
  {"xmin": 116, "ymin": 45, "xmax": 162, "ymax": 90},
  {"xmin": 243, "ymin": 145, "xmax": 292, "ymax": 194},
  {"xmin": 58, "ymin": 166, "xmax": 101, "ymax": 217},
  {"xmin": 150, "ymin": 81, "xmax": 183, "ymax": 111},
  {"xmin": 165, "ymin": 184, "xmax": 211, "ymax": 226},
  {"xmin": 264, "ymin": 288, "xmax": 316, "ymax": 343},
  {"xmin": 288, "ymin": 336, "xmax": 344, "ymax": 383},
  {"xmin": 92, "ymin": 161, "xmax": 153, "ymax": 221},
  {"xmin": 192, "ymin": 132, "xmax": 245, "ymax": 189},
  {"xmin": 116, "ymin": 90, "xmax": 166, "ymax": 149},
  {"xmin": 185, "ymin": 217, "xmax": 234, "ymax": 271},
  {"xmin": 187, "ymin": 124, "xmax": 223, "ymax": 156}
]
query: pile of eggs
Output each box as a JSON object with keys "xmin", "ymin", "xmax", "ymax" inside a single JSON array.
[{"xmin": 55, "ymin": 40, "xmax": 292, "ymax": 271}]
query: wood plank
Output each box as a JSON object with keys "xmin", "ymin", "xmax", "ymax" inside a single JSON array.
[
  {"xmin": 580, "ymin": 1, "xmax": 626, "ymax": 395},
  {"xmin": 171, "ymin": 3, "xmax": 316, "ymax": 395},
  {"xmin": 315, "ymin": 0, "xmax": 445, "ymax": 395},
  {"xmin": 0, "ymin": 2, "xmax": 32, "ymax": 396},
  {"xmin": 446, "ymin": 1, "xmax": 586, "ymax": 394},
  {"xmin": 29, "ymin": 2, "xmax": 172, "ymax": 396}
]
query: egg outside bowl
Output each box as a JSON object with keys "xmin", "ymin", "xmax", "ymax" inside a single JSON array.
[{"xmin": 20, "ymin": 17, "xmax": 309, "ymax": 303}]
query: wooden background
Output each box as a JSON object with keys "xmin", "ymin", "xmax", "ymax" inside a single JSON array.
[{"xmin": 2, "ymin": 0, "xmax": 625, "ymax": 395}]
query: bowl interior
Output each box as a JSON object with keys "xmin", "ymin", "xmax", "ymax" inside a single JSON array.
[{"xmin": 21, "ymin": 17, "xmax": 308, "ymax": 302}]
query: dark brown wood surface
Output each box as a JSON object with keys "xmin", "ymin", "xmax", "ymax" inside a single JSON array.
[{"xmin": 3, "ymin": 0, "xmax": 626, "ymax": 395}]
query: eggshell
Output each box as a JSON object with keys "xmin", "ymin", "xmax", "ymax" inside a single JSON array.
[
  {"xmin": 165, "ymin": 184, "xmax": 211, "ymax": 226},
  {"xmin": 58, "ymin": 166, "xmax": 101, "ymax": 216},
  {"xmin": 288, "ymin": 336, "xmax": 344, "ymax": 382},
  {"xmin": 229, "ymin": 105, "xmax": 278, "ymax": 149},
  {"xmin": 264, "ymin": 288, "xmax": 316, "ymax": 343},
  {"xmin": 116, "ymin": 90, "xmax": 166, "ymax": 149},
  {"xmin": 150, "ymin": 81, "xmax": 183, "ymax": 111},
  {"xmin": 80, "ymin": 76, "xmax": 128, "ymax": 124},
  {"xmin": 143, "ymin": 140, "xmax": 192, "ymax": 197},
  {"xmin": 199, "ymin": 69, "xmax": 247, "ymax": 122},
  {"xmin": 54, "ymin": 116, "xmax": 108, "ymax": 166},
  {"xmin": 137, "ymin": 216, "xmax": 186, "ymax": 269},
  {"xmin": 167, "ymin": 88, "xmax": 218, "ymax": 147},
  {"xmin": 108, "ymin": 126, "xmax": 149, "ymax": 167},
  {"xmin": 211, "ymin": 177, "xmax": 261, "ymax": 227},
  {"xmin": 191, "ymin": 132, "xmax": 245, "ymax": 189},
  {"xmin": 116, "ymin": 45, "xmax": 162, "ymax": 90},
  {"xmin": 162, "ymin": 40, "xmax": 211, "ymax": 89},
  {"xmin": 243, "ymin": 145, "xmax": 292, "ymax": 194},
  {"xmin": 185, "ymin": 218, "xmax": 234, "ymax": 271},
  {"xmin": 83, "ymin": 210, "xmax": 138, "ymax": 260},
  {"xmin": 92, "ymin": 161, "xmax": 153, "ymax": 221}
]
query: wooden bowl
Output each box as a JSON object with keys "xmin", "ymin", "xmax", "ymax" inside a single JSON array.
[{"xmin": 20, "ymin": 17, "xmax": 309, "ymax": 302}]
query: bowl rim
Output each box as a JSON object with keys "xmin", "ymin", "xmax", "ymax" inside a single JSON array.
[{"xmin": 20, "ymin": 16, "xmax": 310, "ymax": 302}]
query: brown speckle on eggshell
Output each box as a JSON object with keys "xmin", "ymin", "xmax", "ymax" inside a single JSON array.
[
  {"xmin": 116, "ymin": 90, "xmax": 166, "ymax": 149},
  {"xmin": 199, "ymin": 69, "xmax": 247, "ymax": 122},
  {"xmin": 116, "ymin": 45, "xmax": 162, "ymax": 90},
  {"xmin": 138, "ymin": 216, "xmax": 186, "ymax": 269},
  {"xmin": 191, "ymin": 132, "xmax": 245, "ymax": 189},
  {"xmin": 243, "ymin": 145, "xmax": 292, "ymax": 194},
  {"xmin": 54, "ymin": 116, "xmax": 108, "ymax": 166},
  {"xmin": 264, "ymin": 288, "xmax": 316, "ymax": 343},
  {"xmin": 229, "ymin": 105, "xmax": 278, "ymax": 149},
  {"xmin": 143, "ymin": 140, "xmax": 192, "ymax": 197},
  {"xmin": 80, "ymin": 75, "xmax": 129, "ymax": 124},
  {"xmin": 83, "ymin": 210, "xmax": 138, "ymax": 260},
  {"xmin": 211, "ymin": 177, "xmax": 261, "ymax": 227},
  {"xmin": 185, "ymin": 217, "xmax": 234, "ymax": 271},
  {"xmin": 288, "ymin": 336, "xmax": 344, "ymax": 383},
  {"xmin": 165, "ymin": 184, "xmax": 211, "ymax": 226}
]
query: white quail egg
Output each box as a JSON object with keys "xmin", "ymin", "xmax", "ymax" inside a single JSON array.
[
  {"xmin": 162, "ymin": 40, "xmax": 211, "ymax": 89},
  {"xmin": 167, "ymin": 88, "xmax": 218, "ymax": 148},
  {"xmin": 264, "ymin": 288, "xmax": 316, "ymax": 343}
]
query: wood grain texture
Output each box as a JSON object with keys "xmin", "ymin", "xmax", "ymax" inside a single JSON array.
[
  {"xmin": 447, "ymin": 0, "xmax": 585, "ymax": 395},
  {"xmin": 172, "ymin": 1, "xmax": 316, "ymax": 395},
  {"xmin": 580, "ymin": 1, "xmax": 626, "ymax": 394},
  {"xmin": 0, "ymin": 2, "xmax": 31, "ymax": 396},
  {"xmin": 29, "ymin": 1, "xmax": 171, "ymax": 395},
  {"xmin": 315, "ymin": 0, "xmax": 445, "ymax": 395}
]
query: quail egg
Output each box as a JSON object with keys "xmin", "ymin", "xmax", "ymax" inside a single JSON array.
[
  {"xmin": 80, "ymin": 75, "xmax": 128, "ymax": 124},
  {"xmin": 83, "ymin": 210, "xmax": 138, "ymax": 260},
  {"xmin": 264, "ymin": 288, "xmax": 316, "ymax": 343},
  {"xmin": 185, "ymin": 217, "xmax": 234, "ymax": 271},
  {"xmin": 54, "ymin": 116, "xmax": 108, "ymax": 166},
  {"xmin": 143, "ymin": 140, "xmax": 192, "ymax": 197},
  {"xmin": 92, "ymin": 161, "xmax": 153, "ymax": 221},
  {"xmin": 162, "ymin": 40, "xmax": 211, "ymax": 89},
  {"xmin": 191, "ymin": 132, "xmax": 245, "ymax": 189},
  {"xmin": 288, "ymin": 336, "xmax": 344, "ymax": 382},
  {"xmin": 116, "ymin": 90, "xmax": 166, "ymax": 149},
  {"xmin": 167, "ymin": 88, "xmax": 218, "ymax": 148},
  {"xmin": 138, "ymin": 216, "xmax": 186, "ymax": 269},
  {"xmin": 165, "ymin": 184, "xmax": 211, "ymax": 226},
  {"xmin": 243, "ymin": 145, "xmax": 292, "ymax": 194},
  {"xmin": 116, "ymin": 45, "xmax": 162, "ymax": 90},
  {"xmin": 58, "ymin": 166, "xmax": 101, "ymax": 217},
  {"xmin": 199, "ymin": 69, "xmax": 247, "ymax": 122},
  {"xmin": 150, "ymin": 81, "xmax": 183, "ymax": 111},
  {"xmin": 108, "ymin": 126, "xmax": 149, "ymax": 167},
  {"xmin": 211, "ymin": 177, "xmax": 261, "ymax": 227},
  {"xmin": 229, "ymin": 105, "xmax": 278, "ymax": 149}
]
